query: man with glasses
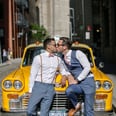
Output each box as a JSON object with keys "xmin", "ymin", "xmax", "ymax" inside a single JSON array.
[
  {"xmin": 56, "ymin": 37, "xmax": 95, "ymax": 116},
  {"xmin": 27, "ymin": 38, "xmax": 70, "ymax": 116}
]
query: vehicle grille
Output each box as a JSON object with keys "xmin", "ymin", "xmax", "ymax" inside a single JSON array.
[
  {"xmin": 50, "ymin": 92, "xmax": 72, "ymax": 110},
  {"xmin": 21, "ymin": 92, "xmax": 72, "ymax": 111},
  {"xmin": 21, "ymin": 92, "xmax": 84, "ymax": 111},
  {"xmin": 22, "ymin": 94, "xmax": 30, "ymax": 109}
]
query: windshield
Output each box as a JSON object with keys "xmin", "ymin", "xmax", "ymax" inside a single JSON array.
[
  {"xmin": 22, "ymin": 47, "xmax": 45, "ymax": 66},
  {"xmin": 22, "ymin": 46, "xmax": 93, "ymax": 67}
]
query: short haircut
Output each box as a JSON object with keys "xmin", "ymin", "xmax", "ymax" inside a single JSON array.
[
  {"xmin": 59, "ymin": 37, "xmax": 72, "ymax": 49},
  {"xmin": 43, "ymin": 38, "xmax": 55, "ymax": 49}
]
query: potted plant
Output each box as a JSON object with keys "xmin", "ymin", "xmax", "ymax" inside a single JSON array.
[{"xmin": 28, "ymin": 24, "xmax": 49, "ymax": 43}]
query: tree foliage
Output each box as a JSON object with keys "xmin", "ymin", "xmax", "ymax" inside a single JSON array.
[{"xmin": 28, "ymin": 24, "xmax": 49, "ymax": 43}]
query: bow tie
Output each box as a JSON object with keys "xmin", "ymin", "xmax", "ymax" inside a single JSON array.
[{"xmin": 49, "ymin": 53, "xmax": 54, "ymax": 57}]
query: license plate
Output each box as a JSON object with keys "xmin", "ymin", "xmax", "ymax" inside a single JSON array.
[{"xmin": 49, "ymin": 110, "xmax": 66, "ymax": 116}]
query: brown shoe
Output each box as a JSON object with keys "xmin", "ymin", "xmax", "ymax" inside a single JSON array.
[
  {"xmin": 68, "ymin": 108, "xmax": 76, "ymax": 116},
  {"xmin": 68, "ymin": 103, "xmax": 81, "ymax": 116}
]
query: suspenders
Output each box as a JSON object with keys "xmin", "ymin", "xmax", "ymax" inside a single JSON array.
[
  {"xmin": 39, "ymin": 55, "xmax": 43, "ymax": 82},
  {"xmin": 39, "ymin": 54, "xmax": 59, "ymax": 84}
]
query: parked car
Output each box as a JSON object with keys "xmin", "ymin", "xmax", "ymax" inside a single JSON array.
[{"xmin": 1, "ymin": 41, "xmax": 113, "ymax": 115}]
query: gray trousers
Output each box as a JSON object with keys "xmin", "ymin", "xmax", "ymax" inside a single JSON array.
[
  {"xmin": 27, "ymin": 81, "xmax": 55, "ymax": 116},
  {"xmin": 66, "ymin": 77, "xmax": 95, "ymax": 116}
]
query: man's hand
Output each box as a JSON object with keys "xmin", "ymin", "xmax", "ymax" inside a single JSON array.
[
  {"xmin": 61, "ymin": 75, "xmax": 67, "ymax": 87},
  {"xmin": 25, "ymin": 92, "xmax": 32, "ymax": 98},
  {"xmin": 67, "ymin": 75, "xmax": 78, "ymax": 85}
]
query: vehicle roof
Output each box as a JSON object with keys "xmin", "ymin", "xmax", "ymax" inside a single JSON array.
[
  {"xmin": 26, "ymin": 43, "xmax": 43, "ymax": 48},
  {"xmin": 26, "ymin": 42, "xmax": 91, "ymax": 50},
  {"xmin": 72, "ymin": 43, "xmax": 91, "ymax": 50}
]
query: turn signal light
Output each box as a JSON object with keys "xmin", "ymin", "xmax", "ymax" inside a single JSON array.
[
  {"xmin": 96, "ymin": 94, "xmax": 108, "ymax": 100},
  {"xmin": 7, "ymin": 94, "xmax": 19, "ymax": 99},
  {"xmin": 74, "ymin": 41, "xmax": 79, "ymax": 45}
]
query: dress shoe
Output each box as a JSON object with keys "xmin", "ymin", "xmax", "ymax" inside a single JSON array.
[{"xmin": 68, "ymin": 103, "xmax": 81, "ymax": 116}]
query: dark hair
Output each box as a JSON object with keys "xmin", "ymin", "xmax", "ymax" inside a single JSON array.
[
  {"xmin": 59, "ymin": 37, "xmax": 72, "ymax": 49},
  {"xmin": 43, "ymin": 38, "xmax": 55, "ymax": 49}
]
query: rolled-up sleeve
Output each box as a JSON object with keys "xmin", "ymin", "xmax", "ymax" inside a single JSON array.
[{"xmin": 76, "ymin": 50, "xmax": 91, "ymax": 81}]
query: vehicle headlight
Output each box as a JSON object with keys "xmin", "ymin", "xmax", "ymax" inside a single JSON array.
[
  {"xmin": 3, "ymin": 80, "xmax": 12, "ymax": 89},
  {"xmin": 95, "ymin": 81, "xmax": 101, "ymax": 90},
  {"xmin": 13, "ymin": 80, "xmax": 22, "ymax": 89},
  {"xmin": 103, "ymin": 81, "xmax": 112, "ymax": 90}
]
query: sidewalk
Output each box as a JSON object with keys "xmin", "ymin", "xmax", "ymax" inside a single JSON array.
[
  {"xmin": 0, "ymin": 58, "xmax": 21, "ymax": 67},
  {"xmin": 109, "ymin": 74, "xmax": 116, "ymax": 114},
  {"xmin": 113, "ymin": 97, "xmax": 116, "ymax": 113}
]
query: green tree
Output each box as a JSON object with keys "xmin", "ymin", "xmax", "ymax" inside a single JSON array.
[{"xmin": 28, "ymin": 24, "xmax": 49, "ymax": 43}]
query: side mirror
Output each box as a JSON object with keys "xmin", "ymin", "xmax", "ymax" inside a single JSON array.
[{"xmin": 99, "ymin": 62, "xmax": 104, "ymax": 69}]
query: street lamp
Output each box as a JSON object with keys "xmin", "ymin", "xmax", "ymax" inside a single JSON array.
[
  {"xmin": 69, "ymin": 22, "xmax": 72, "ymax": 41},
  {"xmin": 70, "ymin": 8, "xmax": 75, "ymax": 34},
  {"xmin": 82, "ymin": 0, "xmax": 85, "ymax": 39}
]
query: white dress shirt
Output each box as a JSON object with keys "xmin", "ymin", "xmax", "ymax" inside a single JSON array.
[
  {"xmin": 65, "ymin": 50, "xmax": 93, "ymax": 81},
  {"xmin": 29, "ymin": 51, "xmax": 70, "ymax": 93}
]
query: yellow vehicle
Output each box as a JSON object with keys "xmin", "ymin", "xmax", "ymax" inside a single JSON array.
[{"xmin": 1, "ymin": 42, "xmax": 113, "ymax": 115}]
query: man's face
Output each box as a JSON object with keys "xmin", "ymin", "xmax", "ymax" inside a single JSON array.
[
  {"xmin": 48, "ymin": 40, "xmax": 57, "ymax": 53},
  {"xmin": 56, "ymin": 40, "xmax": 65, "ymax": 53}
]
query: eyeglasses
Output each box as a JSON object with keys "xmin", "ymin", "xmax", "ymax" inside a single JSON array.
[
  {"xmin": 49, "ymin": 44, "xmax": 56, "ymax": 47},
  {"xmin": 57, "ymin": 43, "xmax": 64, "ymax": 47}
]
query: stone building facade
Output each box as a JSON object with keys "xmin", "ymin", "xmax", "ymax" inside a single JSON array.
[{"xmin": 35, "ymin": 0, "xmax": 70, "ymax": 38}]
